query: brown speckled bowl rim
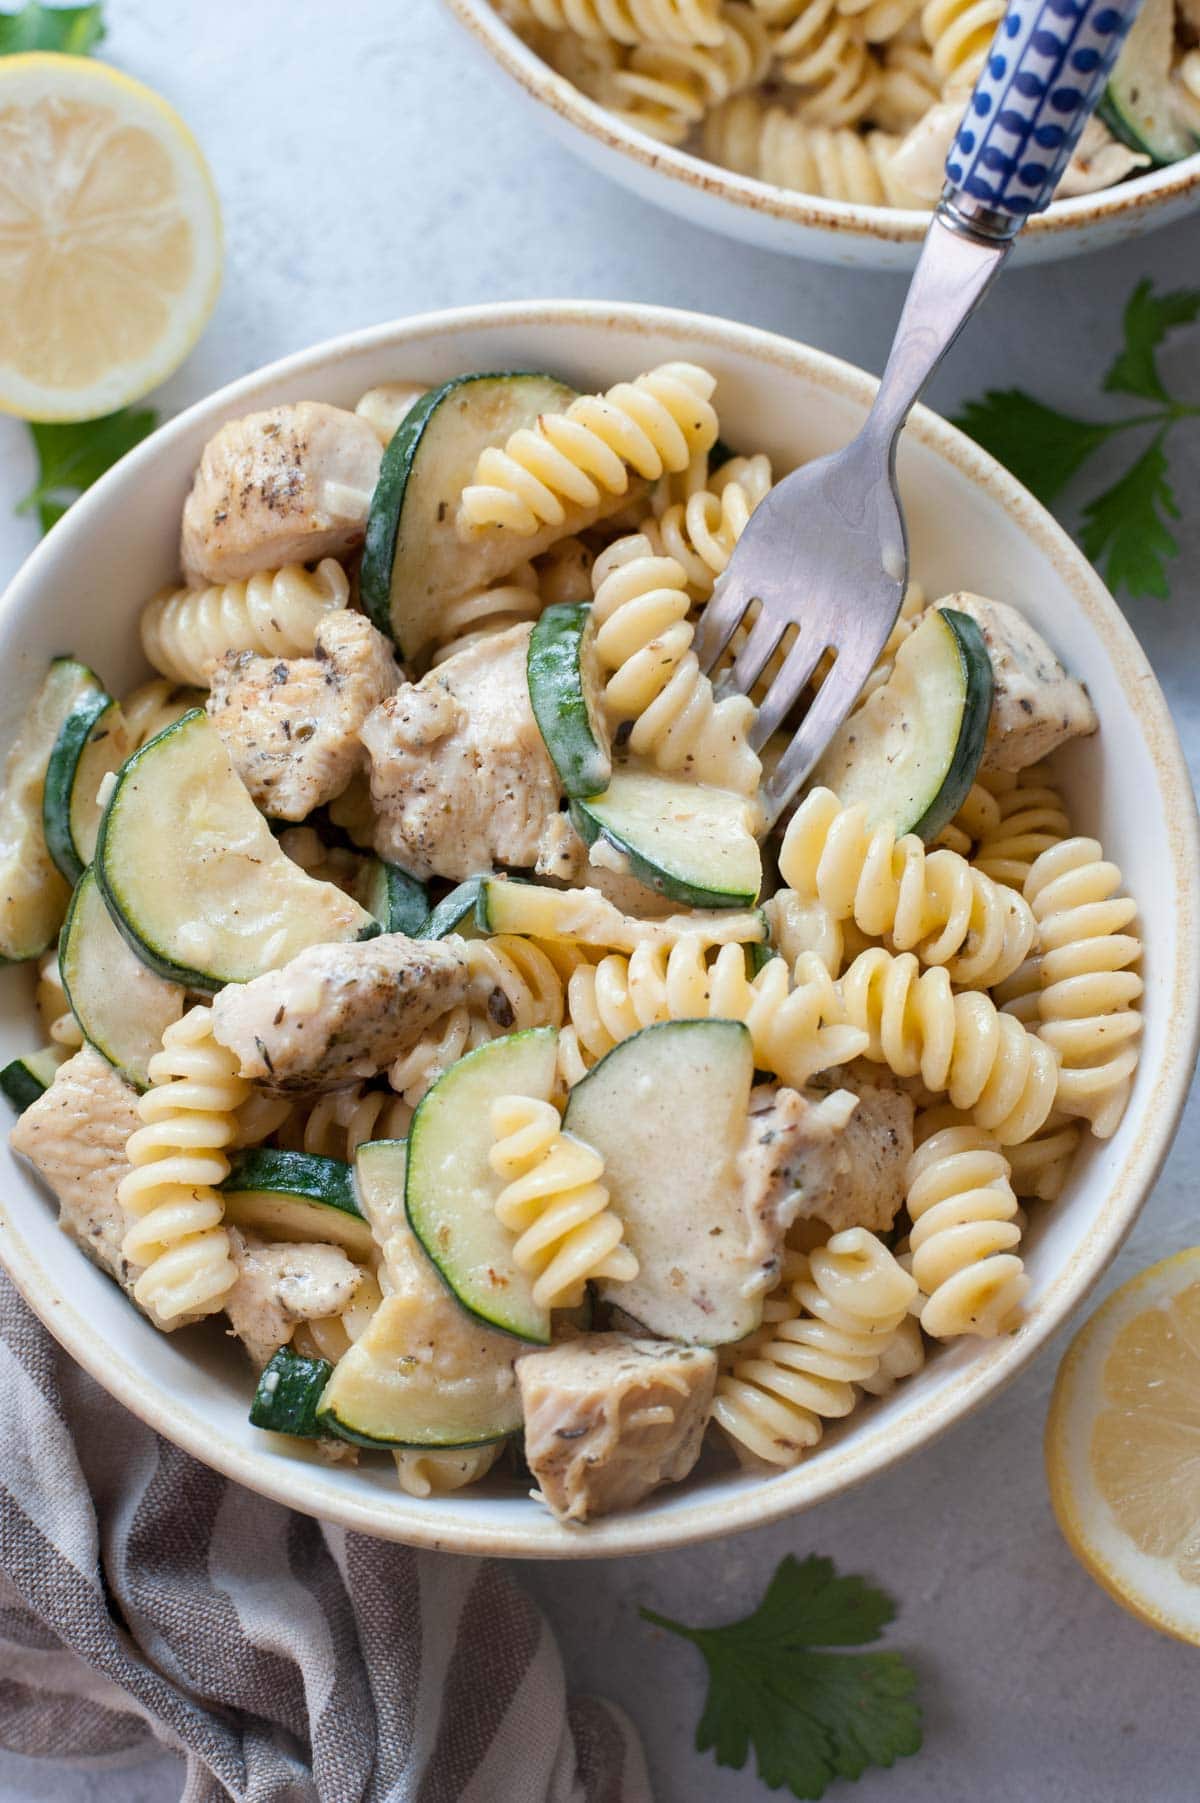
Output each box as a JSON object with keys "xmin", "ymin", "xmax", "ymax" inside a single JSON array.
[
  {"xmin": 0, "ymin": 300, "xmax": 1196, "ymax": 1560},
  {"xmin": 446, "ymin": 0, "xmax": 1200, "ymax": 248}
]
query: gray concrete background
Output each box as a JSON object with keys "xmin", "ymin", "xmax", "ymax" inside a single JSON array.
[{"xmin": 0, "ymin": 1, "xmax": 1198, "ymax": 1797}]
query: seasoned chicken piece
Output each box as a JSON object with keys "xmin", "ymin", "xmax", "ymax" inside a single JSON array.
[
  {"xmin": 744, "ymin": 1073, "xmax": 913, "ymax": 1241},
  {"xmin": 939, "ymin": 594, "xmax": 1098, "ymax": 774},
  {"xmin": 8, "ymin": 1046, "xmax": 187, "ymax": 1329},
  {"xmin": 224, "ymin": 1228, "xmax": 362, "ymax": 1368},
  {"xmin": 181, "ymin": 403, "xmax": 383, "ymax": 585},
  {"xmin": 210, "ymin": 933, "xmax": 469, "ymax": 1092},
  {"xmin": 206, "ymin": 610, "xmax": 400, "ymax": 820},
  {"xmin": 361, "ymin": 624, "xmax": 562, "ymax": 881},
  {"xmin": 517, "ymin": 1333, "xmax": 716, "ymax": 1523}
]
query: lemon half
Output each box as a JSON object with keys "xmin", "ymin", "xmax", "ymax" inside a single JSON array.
[
  {"xmin": 1046, "ymin": 1248, "xmax": 1200, "ymax": 1645},
  {"xmin": 0, "ymin": 54, "xmax": 222, "ymax": 421}
]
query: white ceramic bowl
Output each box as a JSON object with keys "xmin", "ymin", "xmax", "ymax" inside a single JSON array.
[
  {"xmin": 0, "ymin": 301, "xmax": 1196, "ymax": 1558},
  {"xmin": 447, "ymin": 0, "xmax": 1200, "ymax": 270}
]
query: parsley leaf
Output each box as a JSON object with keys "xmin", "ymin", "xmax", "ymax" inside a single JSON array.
[
  {"xmin": 1103, "ymin": 280, "xmax": 1200, "ymax": 405},
  {"xmin": 17, "ymin": 409, "xmax": 158, "ymax": 533},
  {"xmin": 0, "ymin": 1, "xmax": 104, "ymax": 55},
  {"xmin": 952, "ymin": 390, "xmax": 1117, "ymax": 506},
  {"xmin": 1080, "ymin": 434, "xmax": 1179, "ymax": 602},
  {"xmin": 641, "ymin": 1554, "xmax": 921, "ymax": 1800}
]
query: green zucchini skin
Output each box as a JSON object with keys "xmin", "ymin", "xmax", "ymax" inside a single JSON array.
[
  {"xmin": 569, "ymin": 779, "xmax": 763, "ymax": 911},
  {"xmin": 43, "ymin": 684, "xmax": 112, "ymax": 885},
  {"xmin": 223, "ymin": 1148, "xmax": 360, "ymax": 1213},
  {"xmin": 250, "ymin": 1346, "xmax": 334, "ymax": 1438},
  {"xmin": 1098, "ymin": 0, "xmax": 1197, "ymax": 164},
  {"xmin": 526, "ymin": 603, "xmax": 612, "ymax": 799},
  {"xmin": 0, "ymin": 1049, "xmax": 63, "ymax": 1111},
  {"xmin": 369, "ymin": 862, "xmax": 429, "ymax": 937},
  {"xmin": 419, "ymin": 876, "xmax": 486, "ymax": 940},
  {"xmin": 360, "ymin": 378, "xmax": 454, "ymax": 640},
  {"xmin": 221, "ymin": 1148, "xmax": 373, "ymax": 1256},
  {"xmin": 909, "ymin": 608, "xmax": 992, "ymax": 843}
]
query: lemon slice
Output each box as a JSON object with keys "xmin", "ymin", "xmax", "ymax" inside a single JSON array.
[
  {"xmin": 0, "ymin": 54, "xmax": 222, "ymax": 421},
  {"xmin": 1046, "ymin": 1248, "xmax": 1200, "ymax": 1645}
]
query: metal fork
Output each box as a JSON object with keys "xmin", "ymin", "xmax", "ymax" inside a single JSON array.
[{"xmin": 695, "ymin": 0, "xmax": 1144, "ymax": 829}]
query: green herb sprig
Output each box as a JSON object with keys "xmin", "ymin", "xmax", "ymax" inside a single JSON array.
[
  {"xmin": 642, "ymin": 1554, "xmax": 921, "ymax": 1800},
  {"xmin": 0, "ymin": 1, "xmax": 104, "ymax": 56},
  {"xmin": 954, "ymin": 280, "xmax": 1199, "ymax": 602}
]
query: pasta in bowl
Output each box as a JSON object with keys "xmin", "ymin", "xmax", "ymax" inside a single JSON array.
[
  {"xmin": 0, "ymin": 301, "xmax": 1194, "ymax": 1557},
  {"xmin": 446, "ymin": 0, "xmax": 1200, "ymax": 267}
]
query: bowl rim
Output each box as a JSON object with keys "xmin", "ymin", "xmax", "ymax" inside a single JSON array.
[
  {"xmin": 1, "ymin": 297, "xmax": 1196, "ymax": 1559},
  {"xmin": 445, "ymin": 0, "xmax": 1200, "ymax": 248}
]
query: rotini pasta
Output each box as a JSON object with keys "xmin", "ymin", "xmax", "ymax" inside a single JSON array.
[
  {"xmin": 1023, "ymin": 838, "xmax": 1142, "ymax": 1139},
  {"xmin": 919, "ymin": 0, "xmax": 1003, "ymax": 87},
  {"xmin": 780, "ymin": 788, "xmax": 1036, "ymax": 988},
  {"xmin": 601, "ymin": 4, "xmax": 774, "ymax": 143},
  {"xmin": 839, "ymin": 946, "xmax": 1058, "ymax": 1144},
  {"xmin": 871, "ymin": 31, "xmax": 940, "ymax": 130},
  {"xmin": 293, "ymin": 1270, "xmax": 385, "ymax": 1364},
  {"xmin": 394, "ymin": 1443, "xmax": 505, "ymax": 1498},
  {"xmin": 641, "ymin": 453, "xmax": 773, "ymax": 599},
  {"xmin": 590, "ymin": 534, "xmax": 761, "ymax": 795},
  {"xmin": 117, "ymin": 1007, "xmax": 248, "ymax": 1323},
  {"xmin": 904, "ymin": 1105, "xmax": 1027, "ymax": 1338},
  {"xmin": 1004, "ymin": 1112, "xmax": 1081, "ymax": 1203},
  {"xmin": 430, "ymin": 564, "xmax": 543, "ymax": 666},
  {"xmin": 711, "ymin": 1231, "xmax": 917, "ymax": 1465},
  {"xmin": 703, "ymin": 94, "xmax": 918, "ymax": 203},
  {"xmin": 458, "ymin": 363, "xmax": 719, "ymax": 537},
  {"xmin": 505, "ymin": 0, "xmax": 726, "ymax": 46},
  {"xmin": 489, "ymin": 1095, "xmax": 637, "ymax": 1307},
  {"xmin": 140, "ymin": 559, "xmax": 349, "ymax": 687},
  {"xmin": 120, "ymin": 678, "xmax": 205, "ymax": 750},
  {"xmin": 558, "ymin": 939, "xmax": 867, "ymax": 1087},
  {"xmin": 278, "ymin": 1085, "xmax": 413, "ymax": 1161},
  {"xmin": 972, "ymin": 765, "xmax": 1072, "ymax": 891},
  {"xmin": 754, "ymin": 0, "xmax": 881, "ymax": 126}
]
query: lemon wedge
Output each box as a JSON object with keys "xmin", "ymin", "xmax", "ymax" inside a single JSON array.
[
  {"xmin": 1046, "ymin": 1248, "xmax": 1200, "ymax": 1645},
  {"xmin": 0, "ymin": 54, "xmax": 221, "ymax": 421}
]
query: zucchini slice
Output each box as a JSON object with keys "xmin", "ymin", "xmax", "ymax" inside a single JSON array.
[
  {"xmin": 321, "ymin": 1137, "xmax": 523, "ymax": 1449},
  {"xmin": 361, "ymin": 372, "xmax": 641, "ymax": 662},
  {"xmin": 1100, "ymin": 0, "xmax": 1197, "ymax": 164},
  {"xmin": 94, "ymin": 709, "xmax": 378, "ymax": 990},
  {"xmin": 809, "ymin": 606, "xmax": 992, "ymax": 842},
  {"xmin": 221, "ymin": 1148, "xmax": 374, "ymax": 1258},
  {"xmin": 563, "ymin": 1019, "xmax": 759, "ymax": 1345},
  {"xmin": 354, "ymin": 858, "xmax": 428, "ymax": 937},
  {"xmin": 44, "ymin": 693, "xmax": 135, "ymax": 886},
  {"xmin": 250, "ymin": 1346, "xmax": 333, "ymax": 1438},
  {"xmin": 0, "ymin": 1046, "xmax": 67, "ymax": 1111},
  {"xmin": 58, "ymin": 867, "xmax": 185, "ymax": 1089},
  {"xmin": 0, "ymin": 659, "xmax": 104, "ymax": 962},
  {"xmin": 527, "ymin": 603, "xmax": 612, "ymax": 798},
  {"xmin": 475, "ymin": 875, "xmax": 766, "ymax": 950},
  {"xmin": 571, "ymin": 770, "xmax": 762, "ymax": 909},
  {"xmin": 420, "ymin": 875, "xmax": 486, "ymax": 940},
  {"xmin": 405, "ymin": 1028, "xmax": 560, "ymax": 1344}
]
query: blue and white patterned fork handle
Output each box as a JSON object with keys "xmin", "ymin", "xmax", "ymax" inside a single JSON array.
[{"xmin": 944, "ymin": 0, "xmax": 1143, "ymax": 226}]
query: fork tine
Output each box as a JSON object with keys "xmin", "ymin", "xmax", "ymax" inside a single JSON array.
[
  {"xmin": 692, "ymin": 577, "xmax": 752, "ymax": 676},
  {"xmin": 749, "ymin": 631, "xmax": 833, "ymax": 749},
  {"xmin": 762, "ymin": 661, "xmax": 866, "ymax": 823},
  {"xmin": 721, "ymin": 607, "xmax": 785, "ymax": 699}
]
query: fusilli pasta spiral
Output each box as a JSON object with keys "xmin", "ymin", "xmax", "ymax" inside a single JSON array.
[
  {"xmin": 601, "ymin": 4, "xmax": 774, "ymax": 142},
  {"xmin": 506, "ymin": 0, "xmax": 725, "ymax": 46},
  {"xmin": 117, "ymin": 1007, "xmax": 248, "ymax": 1322},
  {"xmin": 293, "ymin": 1269, "xmax": 384, "ymax": 1364},
  {"xmin": 641, "ymin": 453, "xmax": 773, "ymax": 600},
  {"xmin": 120, "ymin": 678, "xmax": 205, "ymax": 750},
  {"xmin": 858, "ymin": 1311, "xmax": 925, "ymax": 1393},
  {"xmin": 904, "ymin": 1105, "xmax": 1027, "ymax": 1338},
  {"xmin": 838, "ymin": 946, "xmax": 1058, "ymax": 1144},
  {"xmin": 1023, "ymin": 838, "xmax": 1142, "ymax": 1139},
  {"xmin": 711, "ymin": 1231, "xmax": 917, "ymax": 1466},
  {"xmin": 458, "ymin": 363, "xmax": 719, "ymax": 537},
  {"xmin": 558, "ymin": 940, "xmax": 866, "ymax": 1087},
  {"xmin": 780, "ymin": 788, "xmax": 1036, "ymax": 987},
  {"xmin": 140, "ymin": 559, "xmax": 349, "ymax": 687},
  {"xmin": 278, "ymin": 1085, "xmax": 413, "ymax": 1161},
  {"xmin": 394, "ymin": 1443, "xmax": 505, "ymax": 1498},
  {"xmin": 430, "ymin": 564, "xmax": 543, "ymax": 666},
  {"xmin": 871, "ymin": 32, "xmax": 940, "ymax": 129},
  {"xmin": 971, "ymin": 766, "xmax": 1072, "ymax": 890},
  {"xmin": 754, "ymin": 0, "xmax": 881, "ymax": 125},
  {"xmin": 1004, "ymin": 1112, "xmax": 1081, "ymax": 1202},
  {"xmin": 919, "ymin": 0, "xmax": 1003, "ymax": 86},
  {"xmin": 590, "ymin": 534, "xmax": 761, "ymax": 795},
  {"xmin": 703, "ymin": 94, "xmax": 917, "ymax": 201},
  {"xmin": 489, "ymin": 1095, "xmax": 637, "ymax": 1307}
]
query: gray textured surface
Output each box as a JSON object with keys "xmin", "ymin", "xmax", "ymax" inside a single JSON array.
[{"xmin": 0, "ymin": 1, "xmax": 1198, "ymax": 1798}]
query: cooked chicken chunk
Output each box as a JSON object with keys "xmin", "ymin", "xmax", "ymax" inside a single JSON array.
[
  {"xmin": 939, "ymin": 594, "xmax": 1098, "ymax": 774},
  {"xmin": 210, "ymin": 933, "xmax": 469, "ymax": 1092},
  {"xmin": 744, "ymin": 1072, "xmax": 913, "ymax": 1241},
  {"xmin": 517, "ymin": 1333, "xmax": 716, "ymax": 1523},
  {"xmin": 181, "ymin": 403, "xmax": 383, "ymax": 585},
  {"xmin": 224, "ymin": 1229, "xmax": 362, "ymax": 1368},
  {"xmin": 361, "ymin": 624, "xmax": 562, "ymax": 881},
  {"xmin": 207, "ymin": 610, "xmax": 400, "ymax": 820},
  {"xmin": 8, "ymin": 1047, "xmax": 172, "ymax": 1323}
]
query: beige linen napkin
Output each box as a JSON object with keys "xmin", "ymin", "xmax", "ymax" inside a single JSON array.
[{"xmin": 0, "ymin": 1274, "xmax": 652, "ymax": 1803}]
